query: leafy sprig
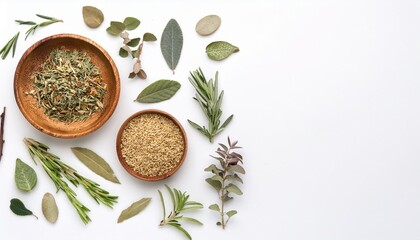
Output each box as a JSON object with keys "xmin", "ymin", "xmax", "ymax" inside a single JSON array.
[
  {"xmin": 188, "ymin": 68, "xmax": 233, "ymax": 143},
  {"xmin": 106, "ymin": 17, "xmax": 157, "ymax": 79},
  {"xmin": 205, "ymin": 137, "xmax": 244, "ymax": 229},
  {"xmin": 158, "ymin": 184, "xmax": 203, "ymax": 240},
  {"xmin": 16, "ymin": 14, "xmax": 63, "ymax": 40},
  {"xmin": 24, "ymin": 138, "xmax": 118, "ymax": 224},
  {"xmin": 0, "ymin": 33, "xmax": 19, "ymax": 60}
]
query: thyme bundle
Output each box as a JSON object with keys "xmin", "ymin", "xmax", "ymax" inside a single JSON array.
[{"xmin": 24, "ymin": 138, "xmax": 118, "ymax": 224}]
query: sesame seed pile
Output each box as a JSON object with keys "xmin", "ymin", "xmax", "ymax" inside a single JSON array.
[{"xmin": 120, "ymin": 113, "xmax": 184, "ymax": 177}]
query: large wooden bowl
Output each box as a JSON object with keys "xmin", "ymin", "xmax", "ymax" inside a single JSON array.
[{"xmin": 14, "ymin": 34, "xmax": 120, "ymax": 138}]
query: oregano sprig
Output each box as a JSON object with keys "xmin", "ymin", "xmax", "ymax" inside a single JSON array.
[
  {"xmin": 205, "ymin": 137, "xmax": 244, "ymax": 229},
  {"xmin": 23, "ymin": 138, "xmax": 118, "ymax": 224},
  {"xmin": 158, "ymin": 184, "xmax": 203, "ymax": 240},
  {"xmin": 188, "ymin": 68, "xmax": 233, "ymax": 143}
]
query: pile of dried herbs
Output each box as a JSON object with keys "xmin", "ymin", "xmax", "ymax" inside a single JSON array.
[{"xmin": 26, "ymin": 48, "xmax": 106, "ymax": 123}]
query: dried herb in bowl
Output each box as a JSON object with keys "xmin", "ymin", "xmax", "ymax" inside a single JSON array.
[{"xmin": 25, "ymin": 48, "xmax": 106, "ymax": 123}]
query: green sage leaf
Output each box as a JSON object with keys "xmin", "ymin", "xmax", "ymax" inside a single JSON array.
[
  {"xmin": 206, "ymin": 41, "xmax": 239, "ymax": 61},
  {"xmin": 226, "ymin": 184, "xmax": 243, "ymax": 195},
  {"xmin": 136, "ymin": 80, "xmax": 181, "ymax": 103},
  {"xmin": 226, "ymin": 210, "xmax": 237, "ymax": 218},
  {"xmin": 106, "ymin": 21, "xmax": 125, "ymax": 36},
  {"xmin": 195, "ymin": 15, "xmax": 221, "ymax": 36},
  {"xmin": 209, "ymin": 204, "xmax": 220, "ymax": 212},
  {"xmin": 15, "ymin": 158, "xmax": 37, "ymax": 192},
  {"xmin": 117, "ymin": 198, "xmax": 151, "ymax": 223},
  {"xmin": 71, "ymin": 147, "xmax": 120, "ymax": 184},
  {"xmin": 42, "ymin": 192, "xmax": 59, "ymax": 223},
  {"xmin": 124, "ymin": 17, "xmax": 140, "ymax": 30},
  {"xmin": 10, "ymin": 198, "xmax": 38, "ymax": 219},
  {"xmin": 143, "ymin": 32, "xmax": 157, "ymax": 42},
  {"xmin": 82, "ymin": 6, "xmax": 104, "ymax": 28},
  {"xmin": 161, "ymin": 19, "xmax": 183, "ymax": 73}
]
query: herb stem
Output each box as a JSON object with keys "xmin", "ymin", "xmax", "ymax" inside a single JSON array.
[{"xmin": 0, "ymin": 107, "xmax": 5, "ymax": 161}]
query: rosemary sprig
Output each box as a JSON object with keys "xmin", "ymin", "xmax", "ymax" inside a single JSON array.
[
  {"xmin": 0, "ymin": 32, "xmax": 19, "ymax": 60},
  {"xmin": 16, "ymin": 14, "xmax": 63, "ymax": 40},
  {"xmin": 205, "ymin": 137, "xmax": 244, "ymax": 229},
  {"xmin": 0, "ymin": 107, "xmax": 5, "ymax": 161},
  {"xmin": 23, "ymin": 138, "xmax": 118, "ymax": 224},
  {"xmin": 188, "ymin": 68, "xmax": 233, "ymax": 143},
  {"xmin": 158, "ymin": 184, "xmax": 203, "ymax": 240}
]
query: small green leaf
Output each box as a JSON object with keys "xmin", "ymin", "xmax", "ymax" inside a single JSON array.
[
  {"xmin": 136, "ymin": 80, "xmax": 181, "ymax": 103},
  {"xmin": 117, "ymin": 198, "xmax": 151, "ymax": 223},
  {"xmin": 206, "ymin": 178, "xmax": 221, "ymax": 191},
  {"xmin": 180, "ymin": 217, "xmax": 203, "ymax": 225},
  {"xmin": 204, "ymin": 164, "xmax": 221, "ymax": 174},
  {"xmin": 124, "ymin": 17, "xmax": 140, "ymax": 30},
  {"xmin": 229, "ymin": 164, "xmax": 246, "ymax": 174},
  {"xmin": 161, "ymin": 19, "xmax": 183, "ymax": 73},
  {"xmin": 119, "ymin": 47, "xmax": 129, "ymax": 58},
  {"xmin": 42, "ymin": 192, "xmax": 59, "ymax": 223},
  {"xmin": 211, "ymin": 174, "xmax": 223, "ymax": 183},
  {"xmin": 169, "ymin": 223, "xmax": 192, "ymax": 240},
  {"xmin": 143, "ymin": 32, "xmax": 157, "ymax": 42},
  {"xmin": 226, "ymin": 184, "xmax": 243, "ymax": 195},
  {"xmin": 127, "ymin": 38, "xmax": 140, "ymax": 47},
  {"xmin": 106, "ymin": 21, "xmax": 125, "ymax": 35},
  {"xmin": 206, "ymin": 41, "xmax": 239, "ymax": 61},
  {"xmin": 226, "ymin": 210, "xmax": 237, "ymax": 218},
  {"xmin": 226, "ymin": 174, "xmax": 243, "ymax": 184},
  {"xmin": 82, "ymin": 6, "xmax": 104, "ymax": 28},
  {"xmin": 10, "ymin": 198, "xmax": 38, "ymax": 219},
  {"xmin": 15, "ymin": 158, "xmax": 37, "ymax": 192},
  {"xmin": 209, "ymin": 204, "xmax": 220, "ymax": 212}
]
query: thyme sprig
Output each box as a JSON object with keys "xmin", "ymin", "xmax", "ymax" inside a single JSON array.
[
  {"xmin": 188, "ymin": 68, "xmax": 233, "ymax": 143},
  {"xmin": 24, "ymin": 138, "xmax": 118, "ymax": 224},
  {"xmin": 16, "ymin": 14, "xmax": 63, "ymax": 40},
  {"xmin": 158, "ymin": 184, "xmax": 203, "ymax": 240},
  {"xmin": 205, "ymin": 137, "xmax": 244, "ymax": 229}
]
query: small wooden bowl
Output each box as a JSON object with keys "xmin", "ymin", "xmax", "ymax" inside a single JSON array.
[
  {"xmin": 14, "ymin": 34, "xmax": 120, "ymax": 138},
  {"xmin": 116, "ymin": 109, "xmax": 188, "ymax": 181}
]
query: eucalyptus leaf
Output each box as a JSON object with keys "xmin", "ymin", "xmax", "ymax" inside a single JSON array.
[
  {"xmin": 106, "ymin": 21, "xmax": 125, "ymax": 36},
  {"xmin": 136, "ymin": 80, "xmax": 181, "ymax": 103},
  {"xmin": 71, "ymin": 147, "xmax": 120, "ymax": 184},
  {"xmin": 42, "ymin": 192, "xmax": 59, "ymax": 223},
  {"xmin": 15, "ymin": 158, "xmax": 37, "ymax": 192},
  {"xmin": 209, "ymin": 204, "xmax": 220, "ymax": 212},
  {"xmin": 206, "ymin": 41, "xmax": 239, "ymax": 61},
  {"xmin": 117, "ymin": 198, "xmax": 151, "ymax": 223},
  {"xmin": 124, "ymin": 17, "xmax": 140, "ymax": 30},
  {"xmin": 226, "ymin": 184, "xmax": 243, "ymax": 195},
  {"xmin": 195, "ymin": 15, "xmax": 221, "ymax": 36},
  {"xmin": 10, "ymin": 198, "xmax": 38, "ymax": 219},
  {"xmin": 143, "ymin": 32, "xmax": 157, "ymax": 42},
  {"xmin": 82, "ymin": 6, "xmax": 104, "ymax": 28},
  {"xmin": 161, "ymin": 19, "xmax": 183, "ymax": 73}
]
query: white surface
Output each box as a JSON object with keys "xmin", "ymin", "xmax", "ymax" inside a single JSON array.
[{"xmin": 1, "ymin": 0, "xmax": 420, "ymax": 239}]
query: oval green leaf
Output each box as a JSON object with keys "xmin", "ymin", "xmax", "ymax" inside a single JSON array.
[
  {"xmin": 206, "ymin": 41, "xmax": 239, "ymax": 61},
  {"xmin": 136, "ymin": 80, "xmax": 181, "ymax": 103},
  {"xmin": 106, "ymin": 21, "xmax": 125, "ymax": 36},
  {"xmin": 42, "ymin": 193, "xmax": 59, "ymax": 223},
  {"xmin": 10, "ymin": 198, "xmax": 37, "ymax": 218},
  {"xmin": 143, "ymin": 32, "xmax": 157, "ymax": 42},
  {"xmin": 225, "ymin": 183, "xmax": 243, "ymax": 195},
  {"xmin": 82, "ymin": 6, "xmax": 104, "ymax": 28},
  {"xmin": 117, "ymin": 198, "xmax": 151, "ymax": 223},
  {"xmin": 15, "ymin": 158, "xmax": 37, "ymax": 192},
  {"xmin": 124, "ymin": 17, "xmax": 140, "ymax": 30},
  {"xmin": 195, "ymin": 15, "xmax": 221, "ymax": 36},
  {"xmin": 71, "ymin": 147, "xmax": 120, "ymax": 184},
  {"xmin": 161, "ymin": 19, "xmax": 183, "ymax": 73},
  {"xmin": 209, "ymin": 203, "xmax": 220, "ymax": 212},
  {"xmin": 226, "ymin": 210, "xmax": 237, "ymax": 218},
  {"xmin": 119, "ymin": 47, "xmax": 129, "ymax": 58},
  {"xmin": 127, "ymin": 38, "xmax": 140, "ymax": 47}
]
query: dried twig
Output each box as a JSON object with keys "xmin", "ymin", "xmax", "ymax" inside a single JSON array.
[{"xmin": 0, "ymin": 107, "xmax": 5, "ymax": 161}]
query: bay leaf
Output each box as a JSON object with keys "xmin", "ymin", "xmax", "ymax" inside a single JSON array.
[
  {"xmin": 15, "ymin": 158, "xmax": 37, "ymax": 192},
  {"xmin": 206, "ymin": 41, "xmax": 239, "ymax": 61},
  {"xmin": 117, "ymin": 198, "xmax": 151, "ymax": 223},
  {"xmin": 71, "ymin": 147, "xmax": 120, "ymax": 184},
  {"xmin": 124, "ymin": 17, "xmax": 140, "ymax": 30},
  {"xmin": 82, "ymin": 6, "xmax": 104, "ymax": 28},
  {"xmin": 106, "ymin": 21, "xmax": 125, "ymax": 36},
  {"xmin": 195, "ymin": 15, "xmax": 221, "ymax": 36},
  {"xmin": 161, "ymin": 19, "xmax": 183, "ymax": 73},
  {"xmin": 10, "ymin": 198, "xmax": 38, "ymax": 219},
  {"xmin": 136, "ymin": 80, "xmax": 181, "ymax": 103},
  {"xmin": 42, "ymin": 192, "xmax": 59, "ymax": 223}
]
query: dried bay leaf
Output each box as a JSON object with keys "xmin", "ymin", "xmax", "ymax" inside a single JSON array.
[
  {"xmin": 10, "ymin": 198, "xmax": 38, "ymax": 219},
  {"xmin": 161, "ymin": 19, "xmax": 183, "ymax": 73},
  {"xmin": 206, "ymin": 41, "xmax": 239, "ymax": 61},
  {"xmin": 117, "ymin": 198, "xmax": 151, "ymax": 223},
  {"xmin": 82, "ymin": 6, "xmax": 104, "ymax": 28},
  {"xmin": 15, "ymin": 158, "xmax": 37, "ymax": 192},
  {"xmin": 71, "ymin": 147, "xmax": 120, "ymax": 184},
  {"xmin": 136, "ymin": 80, "xmax": 181, "ymax": 103},
  {"xmin": 195, "ymin": 15, "xmax": 221, "ymax": 36},
  {"xmin": 42, "ymin": 193, "xmax": 59, "ymax": 223}
]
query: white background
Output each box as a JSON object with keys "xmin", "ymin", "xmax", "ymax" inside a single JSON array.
[{"xmin": 1, "ymin": 0, "xmax": 420, "ymax": 239}]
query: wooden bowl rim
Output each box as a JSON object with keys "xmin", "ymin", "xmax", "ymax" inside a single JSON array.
[{"xmin": 116, "ymin": 109, "xmax": 188, "ymax": 181}]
